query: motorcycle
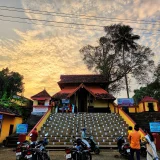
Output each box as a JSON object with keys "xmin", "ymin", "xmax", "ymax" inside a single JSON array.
[
  {"xmin": 86, "ymin": 136, "xmax": 100, "ymax": 154},
  {"xmin": 116, "ymin": 136, "xmax": 130, "ymax": 158},
  {"xmin": 65, "ymin": 137, "xmax": 92, "ymax": 160},
  {"xmin": 15, "ymin": 140, "xmax": 32, "ymax": 160},
  {"xmin": 30, "ymin": 133, "xmax": 50, "ymax": 160}
]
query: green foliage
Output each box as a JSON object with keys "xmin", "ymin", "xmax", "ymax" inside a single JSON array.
[
  {"xmin": 0, "ymin": 67, "xmax": 24, "ymax": 99},
  {"xmin": 133, "ymin": 63, "xmax": 160, "ymax": 104},
  {"xmin": 80, "ymin": 24, "xmax": 155, "ymax": 95}
]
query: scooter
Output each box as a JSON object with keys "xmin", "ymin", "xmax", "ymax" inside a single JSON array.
[
  {"xmin": 86, "ymin": 136, "xmax": 100, "ymax": 154},
  {"xmin": 116, "ymin": 136, "xmax": 130, "ymax": 158},
  {"xmin": 65, "ymin": 137, "xmax": 92, "ymax": 160}
]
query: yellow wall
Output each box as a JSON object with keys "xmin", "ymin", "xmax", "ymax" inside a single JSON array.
[
  {"xmin": 0, "ymin": 115, "xmax": 22, "ymax": 143},
  {"xmin": 144, "ymin": 102, "xmax": 158, "ymax": 111},
  {"xmin": 119, "ymin": 108, "xmax": 145, "ymax": 138},
  {"xmin": 33, "ymin": 100, "xmax": 38, "ymax": 106},
  {"xmin": 128, "ymin": 108, "xmax": 136, "ymax": 113},
  {"xmin": 138, "ymin": 103, "xmax": 144, "ymax": 112}
]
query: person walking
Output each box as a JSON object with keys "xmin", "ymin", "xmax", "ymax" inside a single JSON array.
[
  {"xmin": 128, "ymin": 124, "xmax": 141, "ymax": 160},
  {"xmin": 144, "ymin": 129, "xmax": 159, "ymax": 160}
]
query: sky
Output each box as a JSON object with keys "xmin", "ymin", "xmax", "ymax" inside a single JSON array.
[{"xmin": 0, "ymin": 0, "xmax": 160, "ymax": 99}]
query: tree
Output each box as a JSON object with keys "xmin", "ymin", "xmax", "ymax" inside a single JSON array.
[
  {"xmin": 133, "ymin": 63, "xmax": 160, "ymax": 104},
  {"xmin": 0, "ymin": 68, "xmax": 24, "ymax": 98},
  {"xmin": 80, "ymin": 24, "xmax": 155, "ymax": 95},
  {"xmin": 105, "ymin": 24, "xmax": 140, "ymax": 98}
]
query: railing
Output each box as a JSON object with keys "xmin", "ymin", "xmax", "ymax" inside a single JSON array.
[
  {"xmin": 118, "ymin": 108, "xmax": 145, "ymax": 138},
  {"xmin": 26, "ymin": 107, "xmax": 52, "ymax": 140}
]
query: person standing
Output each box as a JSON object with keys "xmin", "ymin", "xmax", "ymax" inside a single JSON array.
[
  {"xmin": 128, "ymin": 124, "xmax": 141, "ymax": 160},
  {"xmin": 144, "ymin": 129, "xmax": 159, "ymax": 160},
  {"xmin": 30, "ymin": 128, "xmax": 38, "ymax": 143}
]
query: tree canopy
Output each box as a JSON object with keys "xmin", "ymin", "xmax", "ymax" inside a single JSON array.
[
  {"xmin": 0, "ymin": 67, "xmax": 24, "ymax": 98},
  {"xmin": 133, "ymin": 63, "xmax": 160, "ymax": 104},
  {"xmin": 80, "ymin": 24, "xmax": 155, "ymax": 95}
]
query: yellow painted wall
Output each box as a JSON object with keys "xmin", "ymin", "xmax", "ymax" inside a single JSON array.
[
  {"xmin": 144, "ymin": 102, "xmax": 158, "ymax": 111},
  {"xmin": 138, "ymin": 103, "xmax": 144, "ymax": 112},
  {"xmin": 91, "ymin": 99, "xmax": 115, "ymax": 113},
  {"xmin": 0, "ymin": 115, "xmax": 22, "ymax": 143},
  {"xmin": 128, "ymin": 108, "xmax": 136, "ymax": 113},
  {"xmin": 33, "ymin": 100, "xmax": 38, "ymax": 106},
  {"xmin": 119, "ymin": 108, "xmax": 145, "ymax": 138},
  {"xmin": 93, "ymin": 99, "xmax": 108, "ymax": 107}
]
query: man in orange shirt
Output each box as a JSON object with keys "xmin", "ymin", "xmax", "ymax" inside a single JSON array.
[{"xmin": 128, "ymin": 124, "xmax": 141, "ymax": 160}]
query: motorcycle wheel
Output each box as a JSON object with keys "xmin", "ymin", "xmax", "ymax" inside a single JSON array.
[
  {"xmin": 85, "ymin": 152, "xmax": 92, "ymax": 160},
  {"xmin": 94, "ymin": 148, "xmax": 100, "ymax": 155}
]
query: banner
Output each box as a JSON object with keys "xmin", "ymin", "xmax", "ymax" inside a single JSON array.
[
  {"xmin": 0, "ymin": 115, "xmax": 3, "ymax": 120},
  {"xmin": 33, "ymin": 106, "xmax": 48, "ymax": 112},
  {"xmin": 62, "ymin": 99, "xmax": 70, "ymax": 104},
  {"xmin": 150, "ymin": 122, "xmax": 160, "ymax": 133},
  {"xmin": 16, "ymin": 124, "xmax": 28, "ymax": 134},
  {"xmin": 117, "ymin": 98, "xmax": 134, "ymax": 106}
]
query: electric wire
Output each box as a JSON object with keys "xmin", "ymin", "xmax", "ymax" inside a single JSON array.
[
  {"xmin": 0, "ymin": 5, "xmax": 160, "ymax": 24},
  {"xmin": 0, "ymin": 6, "xmax": 160, "ymax": 26}
]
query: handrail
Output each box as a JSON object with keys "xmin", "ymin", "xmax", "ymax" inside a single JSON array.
[
  {"xmin": 119, "ymin": 108, "xmax": 145, "ymax": 138},
  {"xmin": 26, "ymin": 107, "xmax": 52, "ymax": 140}
]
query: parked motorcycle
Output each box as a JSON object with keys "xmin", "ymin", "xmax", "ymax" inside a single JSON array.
[
  {"xmin": 86, "ymin": 136, "xmax": 100, "ymax": 154},
  {"xmin": 30, "ymin": 133, "xmax": 50, "ymax": 160},
  {"xmin": 65, "ymin": 137, "xmax": 92, "ymax": 160},
  {"xmin": 116, "ymin": 136, "xmax": 130, "ymax": 158},
  {"xmin": 15, "ymin": 140, "xmax": 32, "ymax": 160}
]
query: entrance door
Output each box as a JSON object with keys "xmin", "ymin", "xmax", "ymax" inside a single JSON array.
[
  {"xmin": 148, "ymin": 103, "xmax": 154, "ymax": 112},
  {"xmin": 9, "ymin": 124, "xmax": 14, "ymax": 135},
  {"xmin": 78, "ymin": 88, "xmax": 87, "ymax": 112}
]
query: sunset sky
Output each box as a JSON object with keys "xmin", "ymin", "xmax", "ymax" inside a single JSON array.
[{"xmin": 0, "ymin": 0, "xmax": 160, "ymax": 99}]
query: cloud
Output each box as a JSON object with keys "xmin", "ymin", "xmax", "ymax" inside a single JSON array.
[{"xmin": 0, "ymin": 0, "xmax": 160, "ymax": 99}]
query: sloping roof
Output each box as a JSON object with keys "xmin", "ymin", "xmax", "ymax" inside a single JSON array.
[
  {"xmin": 52, "ymin": 86, "xmax": 79, "ymax": 99},
  {"xmin": 84, "ymin": 86, "xmax": 115, "ymax": 100},
  {"xmin": 140, "ymin": 96, "xmax": 158, "ymax": 103},
  {"xmin": 0, "ymin": 105, "xmax": 21, "ymax": 116},
  {"xmin": 58, "ymin": 75, "xmax": 108, "ymax": 84},
  {"xmin": 52, "ymin": 84, "xmax": 115, "ymax": 100},
  {"xmin": 31, "ymin": 89, "xmax": 51, "ymax": 100}
]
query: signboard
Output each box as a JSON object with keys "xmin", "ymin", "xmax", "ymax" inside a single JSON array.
[
  {"xmin": 62, "ymin": 99, "xmax": 70, "ymax": 104},
  {"xmin": 117, "ymin": 98, "xmax": 134, "ymax": 106},
  {"xmin": 33, "ymin": 106, "xmax": 48, "ymax": 112},
  {"xmin": 150, "ymin": 122, "xmax": 160, "ymax": 133},
  {"xmin": 16, "ymin": 124, "xmax": 28, "ymax": 134},
  {"xmin": 0, "ymin": 115, "xmax": 3, "ymax": 120}
]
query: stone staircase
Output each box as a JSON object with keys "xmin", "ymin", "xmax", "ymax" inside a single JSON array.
[
  {"xmin": 128, "ymin": 111, "xmax": 160, "ymax": 130},
  {"xmin": 4, "ymin": 114, "xmax": 43, "ymax": 147},
  {"xmin": 39, "ymin": 113, "xmax": 128, "ymax": 149}
]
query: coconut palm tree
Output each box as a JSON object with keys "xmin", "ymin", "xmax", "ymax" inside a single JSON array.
[{"xmin": 109, "ymin": 24, "xmax": 140, "ymax": 98}]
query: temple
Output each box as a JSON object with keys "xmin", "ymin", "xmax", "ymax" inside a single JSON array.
[{"xmin": 52, "ymin": 75, "xmax": 116, "ymax": 113}]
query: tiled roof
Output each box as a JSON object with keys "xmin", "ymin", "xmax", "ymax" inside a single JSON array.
[
  {"xmin": 31, "ymin": 89, "xmax": 51, "ymax": 100},
  {"xmin": 0, "ymin": 105, "xmax": 21, "ymax": 116},
  {"xmin": 52, "ymin": 84, "xmax": 115, "ymax": 100},
  {"xmin": 52, "ymin": 86, "xmax": 78, "ymax": 99},
  {"xmin": 140, "ymin": 96, "xmax": 158, "ymax": 103},
  {"xmin": 84, "ymin": 86, "xmax": 115, "ymax": 100},
  {"xmin": 58, "ymin": 75, "xmax": 107, "ymax": 84}
]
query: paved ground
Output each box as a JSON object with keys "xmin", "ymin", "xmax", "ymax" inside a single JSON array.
[{"xmin": 0, "ymin": 147, "xmax": 150, "ymax": 160}]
